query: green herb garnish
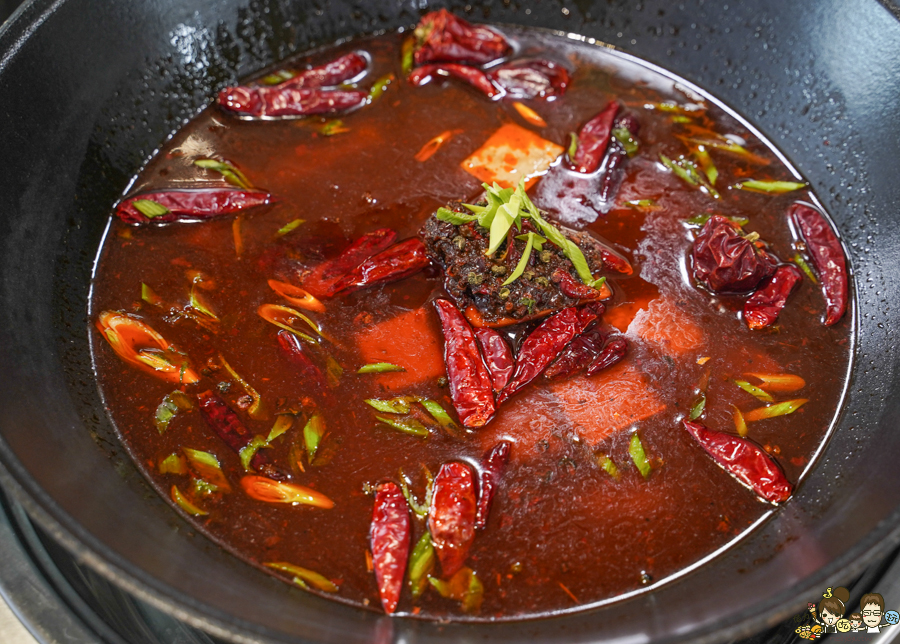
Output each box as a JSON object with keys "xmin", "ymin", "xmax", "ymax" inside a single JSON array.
[
  {"xmin": 141, "ymin": 283, "xmax": 164, "ymax": 306},
  {"xmin": 793, "ymin": 253, "xmax": 818, "ymax": 284},
  {"xmin": 259, "ymin": 69, "xmax": 295, "ymax": 85},
  {"xmin": 625, "ymin": 199, "xmax": 658, "ymax": 211},
  {"xmin": 629, "ymin": 433, "xmax": 652, "ymax": 479},
  {"xmin": 131, "ymin": 199, "xmax": 170, "ymax": 219},
  {"xmin": 154, "ymin": 391, "xmax": 193, "ymax": 433},
  {"xmin": 743, "ymin": 399, "xmax": 808, "ymax": 422},
  {"xmin": 435, "ymin": 207, "xmax": 479, "ymax": 226},
  {"xmin": 660, "ymin": 154, "xmax": 720, "ymax": 198},
  {"xmin": 408, "ymin": 532, "xmax": 436, "ymax": 598},
  {"xmin": 733, "ymin": 379, "xmax": 774, "ymax": 403},
  {"xmin": 320, "ymin": 120, "xmax": 349, "ymax": 136},
  {"xmin": 418, "ymin": 399, "xmax": 461, "ymax": 435},
  {"xmin": 736, "ymin": 179, "xmax": 807, "ymax": 194},
  {"xmin": 267, "ymin": 414, "xmax": 294, "ymax": 442},
  {"xmin": 303, "ymin": 414, "xmax": 326, "ymax": 462},
  {"xmin": 171, "ymin": 485, "xmax": 207, "ymax": 516},
  {"xmin": 689, "ymin": 394, "xmax": 707, "ymax": 420},
  {"xmin": 567, "ymin": 132, "xmax": 579, "ymax": 159},
  {"xmin": 693, "ymin": 146, "xmax": 718, "ymax": 185},
  {"xmin": 595, "ymin": 454, "xmax": 619, "ymax": 480},
  {"xmin": 365, "ymin": 397, "xmax": 412, "ymax": 414},
  {"xmin": 358, "ymin": 362, "xmax": 405, "ymax": 374},
  {"xmin": 194, "ymin": 158, "xmax": 253, "ymax": 190},
  {"xmin": 503, "ymin": 232, "xmax": 546, "ymax": 286},
  {"xmin": 398, "ymin": 467, "xmax": 433, "ymax": 517},
  {"xmin": 612, "ymin": 125, "xmax": 639, "ymax": 156},
  {"xmin": 265, "ymin": 562, "xmax": 339, "ymax": 593},
  {"xmin": 401, "ymin": 36, "xmax": 415, "ymax": 75},
  {"xmin": 368, "ymin": 73, "xmax": 395, "ymax": 101},
  {"xmin": 376, "ymin": 416, "xmax": 429, "ymax": 438},
  {"xmin": 276, "ymin": 218, "xmax": 305, "ymax": 236},
  {"xmin": 159, "ymin": 453, "xmax": 187, "ymax": 475},
  {"xmin": 239, "ymin": 435, "xmax": 271, "ymax": 471}
]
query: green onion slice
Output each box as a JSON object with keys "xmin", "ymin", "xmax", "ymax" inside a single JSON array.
[
  {"xmin": 265, "ymin": 562, "xmax": 339, "ymax": 593},
  {"xmin": 689, "ymin": 394, "xmax": 707, "ymax": 420},
  {"xmin": 629, "ymin": 433, "xmax": 652, "ymax": 479},
  {"xmin": 303, "ymin": 414, "xmax": 326, "ymax": 463},
  {"xmin": 595, "ymin": 454, "xmax": 619, "ymax": 480},
  {"xmin": 159, "ymin": 453, "xmax": 187, "ymax": 475},
  {"xmin": 171, "ymin": 485, "xmax": 208, "ymax": 516},
  {"xmin": 408, "ymin": 532, "xmax": 436, "ymax": 599},
  {"xmin": 793, "ymin": 253, "xmax": 818, "ymax": 285},
  {"xmin": 743, "ymin": 399, "xmax": 808, "ymax": 422},
  {"xmin": 733, "ymin": 405, "xmax": 748, "ymax": 437},
  {"xmin": 193, "ymin": 159, "xmax": 253, "ymax": 190},
  {"xmin": 183, "ymin": 448, "xmax": 232, "ymax": 492},
  {"xmin": 154, "ymin": 390, "xmax": 193, "ymax": 433},
  {"xmin": 736, "ymin": 179, "xmax": 807, "ymax": 194},
  {"xmin": 267, "ymin": 414, "xmax": 294, "ymax": 442},
  {"xmin": 276, "ymin": 218, "xmax": 305, "ymax": 236},
  {"xmin": 358, "ymin": 362, "xmax": 405, "ymax": 374},
  {"xmin": 733, "ymin": 379, "xmax": 774, "ymax": 403},
  {"xmin": 365, "ymin": 398, "xmax": 412, "ymax": 414},
  {"xmin": 418, "ymin": 399, "xmax": 461, "ymax": 435},
  {"xmin": 131, "ymin": 199, "xmax": 170, "ymax": 218},
  {"xmin": 376, "ymin": 416, "xmax": 429, "ymax": 438},
  {"xmin": 612, "ymin": 125, "xmax": 639, "ymax": 156}
]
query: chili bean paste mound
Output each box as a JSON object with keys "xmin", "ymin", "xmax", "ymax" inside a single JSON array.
[{"xmin": 90, "ymin": 11, "xmax": 853, "ymax": 620}]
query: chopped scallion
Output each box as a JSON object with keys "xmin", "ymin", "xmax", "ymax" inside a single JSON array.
[
  {"xmin": 375, "ymin": 416, "xmax": 429, "ymax": 438},
  {"xmin": 743, "ymin": 398, "xmax": 808, "ymax": 422},
  {"xmin": 689, "ymin": 394, "xmax": 707, "ymax": 420},
  {"xmin": 408, "ymin": 532, "xmax": 436, "ymax": 599},
  {"xmin": 193, "ymin": 159, "xmax": 253, "ymax": 190},
  {"xmin": 159, "ymin": 453, "xmax": 187, "ymax": 475},
  {"xmin": 736, "ymin": 179, "xmax": 807, "ymax": 194},
  {"xmin": 265, "ymin": 562, "xmax": 339, "ymax": 593},
  {"xmin": 595, "ymin": 454, "xmax": 619, "ymax": 480},
  {"xmin": 303, "ymin": 414, "xmax": 326, "ymax": 463},
  {"xmin": 183, "ymin": 448, "xmax": 232, "ymax": 492},
  {"xmin": 276, "ymin": 218, "xmax": 305, "ymax": 236},
  {"xmin": 365, "ymin": 398, "xmax": 412, "ymax": 414},
  {"xmin": 418, "ymin": 399, "xmax": 460, "ymax": 435},
  {"xmin": 171, "ymin": 485, "xmax": 208, "ymax": 516},
  {"xmin": 239, "ymin": 435, "xmax": 270, "ymax": 471},
  {"xmin": 733, "ymin": 379, "xmax": 774, "ymax": 403},
  {"xmin": 744, "ymin": 372, "xmax": 806, "ymax": 392},
  {"xmin": 131, "ymin": 199, "xmax": 170, "ymax": 218},
  {"xmin": 733, "ymin": 405, "xmax": 748, "ymax": 437},
  {"xmin": 368, "ymin": 73, "xmax": 395, "ymax": 101},
  {"xmin": 154, "ymin": 391, "xmax": 193, "ymax": 433},
  {"xmin": 612, "ymin": 125, "xmax": 639, "ymax": 156},
  {"xmin": 792, "ymin": 253, "xmax": 818, "ymax": 285},
  {"xmin": 358, "ymin": 362, "xmax": 405, "ymax": 374},
  {"xmin": 629, "ymin": 433, "xmax": 652, "ymax": 479},
  {"xmin": 567, "ymin": 132, "xmax": 578, "ymax": 159},
  {"xmin": 267, "ymin": 414, "xmax": 294, "ymax": 442}
]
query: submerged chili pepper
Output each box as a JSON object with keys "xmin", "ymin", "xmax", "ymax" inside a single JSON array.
[
  {"xmin": 116, "ymin": 189, "xmax": 272, "ymax": 224},
  {"xmin": 543, "ymin": 327, "xmax": 606, "ymax": 381},
  {"xmin": 408, "ymin": 64, "xmax": 500, "ymax": 98},
  {"xmin": 683, "ymin": 419, "xmax": 793, "ymax": 504},
  {"xmin": 218, "ymin": 86, "xmax": 368, "ymax": 118},
  {"xmin": 475, "ymin": 441, "xmax": 511, "ymax": 530},
  {"xmin": 498, "ymin": 305, "xmax": 599, "ymax": 404},
  {"xmin": 586, "ymin": 336, "xmax": 627, "ymax": 375},
  {"xmin": 692, "ymin": 215, "xmax": 778, "ymax": 293},
  {"xmin": 277, "ymin": 51, "xmax": 368, "ymax": 89},
  {"xmin": 196, "ymin": 391, "xmax": 284, "ymax": 480},
  {"xmin": 789, "ymin": 203, "xmax": 848, "ymax": 326},
  {"xmin": 413, "ymin": 9, "xmax": 510, "ymax": 66},
  {"xmin": 487, "ymin": 59, "xmax": 570, "ymax": 100},
  {"xmin": 569, "ymin": 101, "xmax": 619, "ymax": 174},
  {"xmin": 370, "ymin": 482, "xmax": 410, "ymax": 614},
  {"xmin": 743, "ymin": 264, "xmax": 803, "ymax": 330},
  {"xmin": 428, "ymin": 462, "xmax": 477, "ymax": 577},
  {"xmin": 473, "ymin": 327, "xmax": 514, "ymax": 392},
  {"xmin": 433, "ymin": 299, "xmax": 496, "ymax": 428},
  {"xmin": 275, "ymin": 330, "xmax": 329, "ymax": 395},
  {"xmin": 553, "ymin": 269, "xmax": 605, "ymax": 301},
  {"xmin": 599, "ymin": 113, "xmax": 640, "ymax": 201},
  {"xmin": 304, "ymin": 228, "xmax": 398, "ymax": 297},
  {"xmin": 332, "ymin": 238, "xmax": 431, "ymax": 294}
]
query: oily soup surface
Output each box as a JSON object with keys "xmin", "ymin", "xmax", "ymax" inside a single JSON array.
[{"xmin": 90, "ymin": 27, "xmax": 852, "ymax": 618}]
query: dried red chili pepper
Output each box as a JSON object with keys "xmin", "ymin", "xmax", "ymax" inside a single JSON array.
[
  {"xmin": 278, "ymin": 51, "xmax": 368, "ymax": 89},
  {"xmin": 692, "ymin": 215, "xmax": 778, "ymax": 293},
  {"xmin": 553, "ymin": 269, "xmax": 605, "ymax": 301},
  {"xmin": 408, "ymin": 64, "xmax": 500, "ymax": 98},
  {"xmin": 370, "ymin": 481, "xmax": 410, "ymax": 614},
  {"xmin": 218, "ymin": 86, "xmax": 368, "ymax": 118},
  {"xmin": 743, "ymin": 264, "xmax": 802, "ymax": 330},
  {"xmin": 487, "ymin": 59, "xmax": 569, "ymax": 100},
  {"xmin": 683, "ymin": 419, "xmax": 793, "ymax": 504},
  {"xmin": 789, "ymin": 203, "xmax": 848, "ymax": 326},
  {"xmin": 543, "ymin": 327, "xmax": 606, "ymax": 381},
  {"xmin": 498, "ymin": 305, "xmax": 599, "ymax": 404},
  {"xmin": 331, "ymin": 238, "xmax": 431, "ymax": 294},
  {"xmin": 196, "ymin": 391, "xmax": 284, "ymax": 479},
  {"xmin": 473, "ymin": 327, "xmax": 514, "ymax": 392},
  {"xmin": 413, "ymin": 9, "xmax": 510, "ymax": 66},
  {"xmin": 428, "ymin": 462, "xmax": 477, "ymax": 577},
  {"xmin": 569, "ymin": 101, "xmax": 619, "ymax": 174},
  {"xmin": 303, "ymin": 228, "xmax": 398, "ymax": 297},
  {"xmin": 599, "ymin": 113, "xmax": 640, "ymax": 201},
  {"xmin": 276, "ymin": 330, "xmax": 329, "ymax": 395},
  {"xmin": 433, "ymin": 299, "xmax": 496, "ymax": 428},
  {"xmin": 586, "ymin": 336, "xmax": 627, "ymax": 376},
  {"xmin": 475, "ymin": 441, "xmax": 511, "ymax": 530},
  {"xmin": 116, "ymin": 189, "xmax": 272, "ymax": 224}
]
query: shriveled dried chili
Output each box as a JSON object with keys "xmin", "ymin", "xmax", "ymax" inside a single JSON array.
[
  {"xmin": 303, "ymin": 228, "xmax": 398, "ymax": 297},
  {"xmin": 370, "ymin": 481, "xmax": 410, "ymax": 614},
  {"xmin": 498, "ymin": 305, "xmax": 599, "ymax": 404},
  {"xmin": 428, "ymin": 462, "xmax": 477, "ymax": 577},
  {"xmin": 543, "ymin": 327, "xmax": 606, "ymax": 381},
  {"xmin": 473, "ymin": 327, "xmax": 514, "ymax": 392},
  {"xmin": 586, "ymin": 336, "xmax": 627, "ymax": 376},
  {"xmin": 218, "ymin": 86, "xmax": 368, "ymax": 118},
  {"xmin": 116, "ymin": 189, "xmax": 272, "ymax": 224},
  {"xmin": 413, "ymin": 9, "xmax": 510, "ymax": 66},
  {"xmin": 553, "ymin": 269, "xmax": 605, "ymax": 301},
  {"xmin": 487, "ymin": 59, "xmax": 569, "ymax": 100},
  {"xmin": 275, "ymin": 330, "xmax": 329, "ymax": 395},
  {"xmin": 196, "ymin": 391, "xmax": 284, "ymax": 479},
  {"xmin": 278, "ymin": 51, "xmax": 368, "ymax": 89},
  {"xmin": 743, "ymin": 264, "xmax": 802, "ymax": 330},
  {"xmin": 692, "ymin": 215, "xmax": 777, "ymax": 293},
  {"xmin": 433, "ymin": 299, "xmax": 496, "ymax": 428},
  {"xmin": 408, "ymin": 64, "xmax": 500, "ymax": 98},
  {"xmin": 569, "ymin": 101, "xmax": 619, "ymax": 174},
  {"xmin": 789, "ymin": 203, "xmax": 848, "ymax": 326},
  {"xmin": 331, "ymin": 238, "xmax": 431, "ymax": 294},
  {"xmin": 683, "ymin": 419, "xmax": 793, "ymax": 504},
  {"xmin": 475, "ymin": 441, "xmax": 511, "ymax": 530}
]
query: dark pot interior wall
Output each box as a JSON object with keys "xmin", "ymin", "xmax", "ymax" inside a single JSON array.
[{"xmin": 2, "ymin": 1, "xmax": 900, "ymax": 643}]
